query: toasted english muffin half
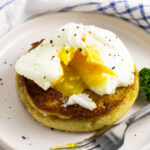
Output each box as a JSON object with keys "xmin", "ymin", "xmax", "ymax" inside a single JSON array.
[{"xmin": 15, "ymin": 41, "xmax": 139, "ymax": 132}]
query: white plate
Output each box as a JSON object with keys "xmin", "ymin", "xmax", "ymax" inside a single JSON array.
[{"xmin": 0, "ymin": 12, "xmax": 150, "ymax": 150}]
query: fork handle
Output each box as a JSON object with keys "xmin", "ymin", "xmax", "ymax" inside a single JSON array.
[{"xmin": 125, "ymin": 104, "xmax": 150, "ymax": 126}]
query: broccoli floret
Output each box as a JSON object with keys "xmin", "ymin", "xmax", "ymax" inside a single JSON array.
[{"xmin": 139, "ymin": 68, "xmax": 150, "ymax": 101}]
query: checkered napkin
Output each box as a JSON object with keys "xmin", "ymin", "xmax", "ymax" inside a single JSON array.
[{"xmin": 0, "ymin": 0, "xmax": 150, "ymax": 37}]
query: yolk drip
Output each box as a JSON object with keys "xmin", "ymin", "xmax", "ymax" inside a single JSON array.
[
  {"xmin": 53, "ymin": 46, "xmax": 117, "ymax": 96},
  {"xmin": 53, "ymin": 63, "xmax": 87, "ymax": 96}
]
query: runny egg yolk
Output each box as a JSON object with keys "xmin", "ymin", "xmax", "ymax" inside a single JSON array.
[
  {"xmin": 53, "ymin": 63, "xmax": 87, "ymax": 96},
  {"xmin": 53, "ymin": 46, "xmax": 117, "ymax": 96}
]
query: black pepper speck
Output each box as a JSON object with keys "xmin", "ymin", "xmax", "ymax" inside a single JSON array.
[
  {"xmin": 112, "ymin": 66, "xmax": 115, "ymax": 69},
  {"xmin": 79, "ymin": 48, "xmax": 82, "ymax": 52},
  {"xmin": 21, "ymin": 136, "xmax": 26, "ymax": 140},
  {"xmin": 50, "ymin": 40, "xmax": 53, "ymax": 44},
  {"xmin": 51, "ymin": 56, "xmax": 55, "ymax": 60}
]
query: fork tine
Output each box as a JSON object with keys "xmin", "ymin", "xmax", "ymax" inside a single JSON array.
[
  {"xmin": 89, "ymin": 144, "xmax": 102, "ymax": 150},
  {"xmin": 77, "ymin": 125, "xmax": 113, "ymax": 147},
  {"xmin": 80, "ymin": 144, "xmax": 101, "ymax": 150},
  {"xmin": 77, "ymin": 139, "xmax": 96, "ymax": 146},
  {"xmin": 78, "ymin": 140, "xmax": 97, "ymax": 150}
]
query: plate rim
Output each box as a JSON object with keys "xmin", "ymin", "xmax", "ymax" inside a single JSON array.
[
  {"xmin": 0, "ymin": 12, "xmax": 150, "ymax": 50},
  {"xmin": 0, "ymin": 12, "xmax": 150, "ymax": 150}
]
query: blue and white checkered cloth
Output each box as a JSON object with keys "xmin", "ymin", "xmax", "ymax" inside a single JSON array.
[{"xmin": 0, "ymin": 0, "xmax": 150, "ymax": 37}]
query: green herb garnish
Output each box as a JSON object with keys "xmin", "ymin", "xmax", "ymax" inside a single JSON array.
[{"xmin": 139, "ymin": 68, "xmax": 150, "ymax": 101}]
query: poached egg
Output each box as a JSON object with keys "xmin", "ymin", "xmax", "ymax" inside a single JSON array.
[{"xmin": 15, "ymin": 23, "xmax": 134, "ymax": 111}]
